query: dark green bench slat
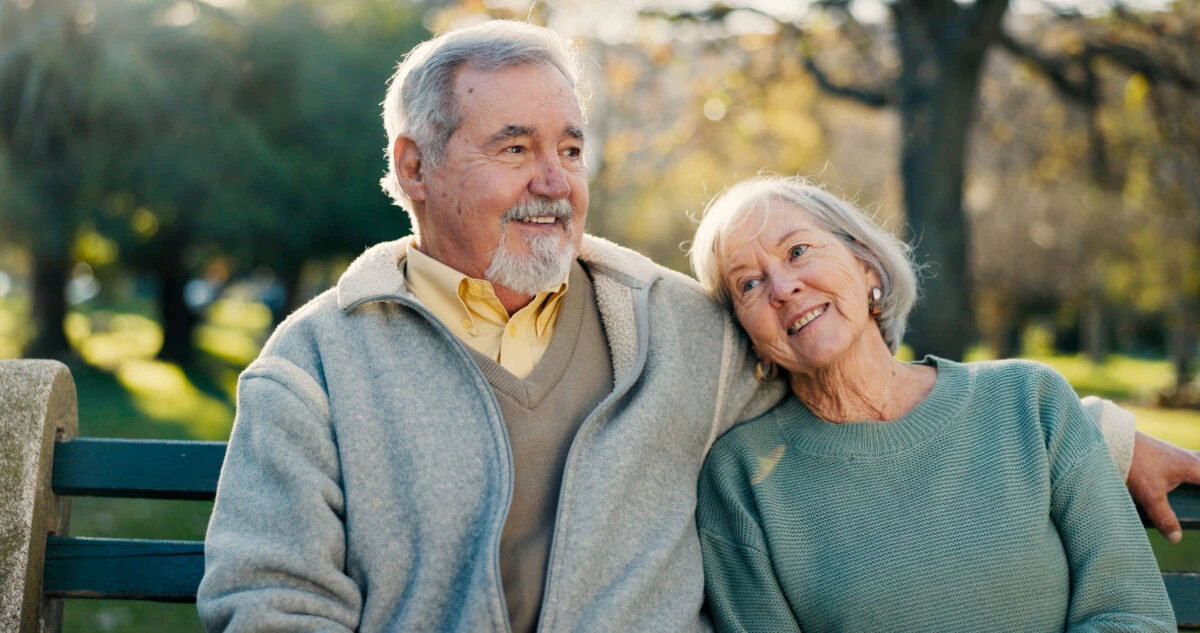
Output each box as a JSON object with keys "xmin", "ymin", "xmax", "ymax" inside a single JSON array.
[
  {"xmin": 52, "ymin": 438, "xmax": 226, "ymax": 500},
  {"xmin": 43, "ymin": 536, "xmax": 204, "ymax": 602},
  {"xmin": 1168, "ymin": 483, "xmax": 1200, "ymax": 530},
  {"xmin": 1166, "ymin": 572, "xmax": 1200, "ymax": 629},
  {"xmin": 1141, "ymin": 484, "xmax": 1200, "ymax": 530},
  {"xmin": 38, "ymin": 539, "xmax": 1200, "ymax": 620}
]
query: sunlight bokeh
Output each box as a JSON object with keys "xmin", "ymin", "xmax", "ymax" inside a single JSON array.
[
  {"xmin": 115, "ymin": 359, "xmax": 232, "ymax": 440},
  {"xmin": 66, "ymin": 311, "xmax": 162, "ymax": 368}
]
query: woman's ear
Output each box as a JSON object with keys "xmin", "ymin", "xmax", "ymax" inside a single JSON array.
[
  {"xmin": 863, "ymin": 261, "xmax": 882, "ymax": 291},
  {"xmin": 394, "ymin": 136, "xmax": 426, "ymax": 203}
]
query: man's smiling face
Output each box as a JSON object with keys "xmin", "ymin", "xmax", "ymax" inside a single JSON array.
[{"xmin": 409, "ymin": 62, "xmax": 588, "ymax": 305}]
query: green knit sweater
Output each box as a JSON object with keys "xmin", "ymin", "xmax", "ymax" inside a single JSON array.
[{"xmin": 696, "ymin": 357, "xmax": 1174, "ymax": 633}]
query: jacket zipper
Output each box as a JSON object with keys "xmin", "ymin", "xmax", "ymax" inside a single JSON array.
[
  {"xmin": 533, "ymin": 277, "xmax": 657, "ymax": 633},
  {"xmin": 344, "ymin": 293, "xmax": 516, "ymax": 633}
]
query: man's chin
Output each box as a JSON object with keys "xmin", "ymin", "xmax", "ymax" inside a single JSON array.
[{"xmin": 485, "ymin": 248, "xmax": 574, "ymax": 297}]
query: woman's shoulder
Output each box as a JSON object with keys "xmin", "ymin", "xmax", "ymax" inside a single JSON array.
[
  {"xmin": 948, "ymin": 357, "xmax": 1102, "ymax": 459},
  {"xmin": 945, "ymin": 357, "xmax": 1075, "ymax": 399}
]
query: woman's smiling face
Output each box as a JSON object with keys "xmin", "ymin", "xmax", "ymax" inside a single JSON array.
[{"xmin": 722, "ymin": 202, "xmax": 881, "ymax": 376}]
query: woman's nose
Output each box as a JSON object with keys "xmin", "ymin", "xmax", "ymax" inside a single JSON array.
[{"xmin": 768, "ymin": 273, "xmax": 804, "ymax": 304}]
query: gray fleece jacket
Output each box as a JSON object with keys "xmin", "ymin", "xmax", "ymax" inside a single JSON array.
[
  {"xmin": 198, "ymin": 234, "xmax": 1135, "ymax": 633},
  {"xmin": 198, "ymin": 235, "xmax": 783, "ymax": 633}
]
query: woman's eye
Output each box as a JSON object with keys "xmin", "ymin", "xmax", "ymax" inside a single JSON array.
[
  {"xmin": 789, "ymin": 245, "xmax": 808, "ymax": 259},
  {"xmin": 740, "ymin": 279, "xmax": 760, "ymax": 293}
]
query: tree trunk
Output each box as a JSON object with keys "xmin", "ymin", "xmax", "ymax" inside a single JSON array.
[
  {"xmin": 1167, "ymin": 291, "xmax": 1197, "ymax": 405},
  {"xmin": 994, "ymin": 308, "xmax": 1023, "ymax": 359},
  {"xmin": 27, "ymin": 249, "xmax": 71, "ymax": 359},
  {"xmin": 891, "ymin": 0, "xmax": 1009, "ymax": 360},
  {"xmin": 156, "ymin": 237, "xmax": 198, "ymax": 366},
  {"xmin": 276, "ymin": 263, "xmax": 306, "ymax": 326},
  {"xmin": 1081, "ymin": 291, "xmax": 1107, "ymax": 365}
]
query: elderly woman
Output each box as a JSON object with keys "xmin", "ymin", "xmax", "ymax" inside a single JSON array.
[{"xmin": 689, "ymin": 177, "xmax": 1174, "ymax": 633}]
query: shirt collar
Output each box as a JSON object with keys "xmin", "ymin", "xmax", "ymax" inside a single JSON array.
[{"xmin": 404, "ymin": 242, "xmax": 569, "ymax": 336}]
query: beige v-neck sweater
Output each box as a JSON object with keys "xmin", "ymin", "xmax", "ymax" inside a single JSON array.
[{"xmin": 467, "ymin": 262, "xmax": 613, "ymax": 633}]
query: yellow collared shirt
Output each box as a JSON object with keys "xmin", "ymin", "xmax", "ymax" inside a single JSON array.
[{"xmin": 404, "ymin": 243, "xmax": 568, "ymax": 379}]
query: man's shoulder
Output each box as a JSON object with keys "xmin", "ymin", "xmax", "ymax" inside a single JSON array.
[
  {"xmin": 264, "ymin": 237, "xmax": 413, "ymax": 351},
  {"xmin": 246, "ymin": 288, "xmax": 342, "ymax": 377},
  {"xmin": 265, "ymin": 287, "xmax": 342, "ymax": 343},
  {"xmin": 579, "ymin": 234, "xmax": 718, "ymax": 308}
]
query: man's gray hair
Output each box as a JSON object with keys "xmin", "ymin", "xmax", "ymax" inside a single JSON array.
[
  {"xmin": 690, "ymin": 176, "xmax": 920, "ymax": 353},
  {"xmin": 380, "ymin": 21, "xmax": 584, "ymax": 218}
]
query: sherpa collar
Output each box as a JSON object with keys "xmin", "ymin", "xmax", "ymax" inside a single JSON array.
[{"xmin": 335, "ymin": 234, "xmax": 670, "ymax": 312}]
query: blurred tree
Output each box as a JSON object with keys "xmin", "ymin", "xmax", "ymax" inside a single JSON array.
[
  {"xmin": 1, "ymin": 0, "xmax": 425, "ymax": 362},
  {"xmin": 92, "ymin": 2, "xmax": 272, "ymax": 365},
  {"xmin": 650, "ymin": 2, "xmax": 1198, "ymax": 361},
  {"xmin": 0, "ymin": 0, "xmax": 93, "ymax": 358},
  {"xmin": 969, "ymin": 6, "xmax": 1199, "ymax": 395},
  {"xmin": 0, "ymin": 0, "xmax": 241, "ymax": 360},
  {"xmin": 581, "ymin": 37, "xmax": 832, "ymax": 271},
  {"xmin": 223, "ymin": 0, "xmax": 424, "ymax": 320},
  {"xmin": 0, "ymin": 0, "xmax": 210, "ymax": 354}
]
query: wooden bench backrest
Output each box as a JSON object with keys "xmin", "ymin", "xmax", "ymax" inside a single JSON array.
[
  {"xmin": 43, "ymin": 439, "xmax": 221, "ymax": 603},
  {"xmin": 42, "ymin": 437, "xmax": 1200, "ymax": 628}
]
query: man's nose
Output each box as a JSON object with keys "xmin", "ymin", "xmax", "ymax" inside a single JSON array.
[{"xmin": 530, "ymin": 155, "xmax": 571, "ymax": 200}]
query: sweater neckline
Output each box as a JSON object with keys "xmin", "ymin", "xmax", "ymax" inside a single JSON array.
[
  {"xmin": 776, "ymin": 356, "xmax": 973, "ymax": 456},
  {"xmin": 466, "ymin": 262, "xmax": 591, "ymax": 408}
]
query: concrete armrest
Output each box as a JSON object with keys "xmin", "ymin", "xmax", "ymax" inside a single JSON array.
[{"xmin": 0, "ymin": 360, "xmax": 78, "ymax": 633}]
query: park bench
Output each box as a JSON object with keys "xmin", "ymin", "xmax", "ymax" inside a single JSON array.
[{"xmin": 2, "ymin": 358, "xmax": 1199, "ymax": 632}]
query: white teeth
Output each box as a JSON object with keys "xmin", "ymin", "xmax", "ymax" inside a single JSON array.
[
  {"xmin": 521, "ymin": 216, "xmax": 557, "ymax": 224},
  {"xmin": 787, "ymin": 306, "xmax": 826, "ymax": 335}
]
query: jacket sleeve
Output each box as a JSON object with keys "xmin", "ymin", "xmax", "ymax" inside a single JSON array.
[
  {"xmin": 715, "ymin": 315, "xmax": 787, "ymax": 433},
  {"xmin": 1040, "ymin": 371, "xmax": 1175, "ymax": 632},
  {"xmin": 1080, "ymin": 396, "xmax": 1136, "ymax": 480},
  {"xmin": 197, "ymin": 357, "xmax": 362, "ymax": 633},
  {"xmin": 696, "ymin": 452, "xmax": 803, "ymax": 633}
]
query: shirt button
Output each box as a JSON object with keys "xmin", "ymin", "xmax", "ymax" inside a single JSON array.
[
  {"xmin": 462, "ymin": 317, "xmax": 473, "ymax": 330},
  {"xmin": 508, "ymin": 324, "xmax": 517, "ymax": 337}
]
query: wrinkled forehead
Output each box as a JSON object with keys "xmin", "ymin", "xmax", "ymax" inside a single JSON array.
[
  {"xmin": 455, "ymin": 62, "xmax": 586, "ymax": 127},
  {"xmin": 719, "ymin": 198, "xmax": 819, "ymax": 265}
]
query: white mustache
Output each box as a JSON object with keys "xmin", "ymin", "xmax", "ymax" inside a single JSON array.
[{"xmin": 502, "ymin": 199, "xmax": 574, "ymax": 224}]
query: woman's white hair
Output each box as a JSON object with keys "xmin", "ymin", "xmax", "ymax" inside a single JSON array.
[
  {"xmin": 379, "ymin": 21, "xmax": 584, "ymax": 221},
  {"xmin": 689, "ymin": 176, "xmax": 920, "ymax": 353}
]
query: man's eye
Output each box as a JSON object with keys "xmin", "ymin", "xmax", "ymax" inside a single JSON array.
[
  {"xmin": 789, "ymin": 245, "xmax": 808, "ymax": 259},
  {"xmin": 563, "ymin": 147, "xmax": 582, "ymax": 159},
  {"xmin": 506, "ymin": 145, "xmax": 525, "ymax": 154}
]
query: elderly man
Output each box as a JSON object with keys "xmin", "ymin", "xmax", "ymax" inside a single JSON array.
[{"xmin": 198, "ymin": 20, "xmax": 1198, "ymax": 633}]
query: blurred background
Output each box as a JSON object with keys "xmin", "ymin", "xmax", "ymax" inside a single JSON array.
[{"xmin": 1, "ymin": 0, "xmax": 1197, "ymax": 629}]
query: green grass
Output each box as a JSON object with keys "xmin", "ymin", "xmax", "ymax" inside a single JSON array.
[
  {"xmin": 1026, "ymin": 352, "xmax": 1179, "ymax": 403},
  {"xmin": 1125, "ymin": 404, "xmax": 1200, "ymax": 450},
  {"xmin": 3, "ymin": 301, "xmax": 1196, "ymax": 630},
  {"xmin": 0, "ymin": 296, "xmax": 30, "ymax": 359}
]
